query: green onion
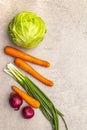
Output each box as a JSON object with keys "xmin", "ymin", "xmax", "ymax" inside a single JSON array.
[{"xmin": 4, "ymin": 63, "xmax": 68, "ymax": 130}]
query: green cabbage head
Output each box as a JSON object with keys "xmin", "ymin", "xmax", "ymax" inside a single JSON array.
[{"xmin": 8, "ymin": 11, "xmax": 46, "ymax": 49}]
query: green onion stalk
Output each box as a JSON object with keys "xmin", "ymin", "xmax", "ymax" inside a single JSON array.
[{"xmin": 4, "ymin": 63, "xmax": 68, "ymax": 130}]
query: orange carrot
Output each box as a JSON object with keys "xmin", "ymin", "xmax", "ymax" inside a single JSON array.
[
  {"xmin": 4, "ymin": 46, "xmax": 50, "ymax": 67},
  {"xmin": 14, "ymin": 58, "xmax": 54, "ymax": 87},
  {"xmin": 12, "ymin": 86, "xmax": 40, "ymax": 108}
]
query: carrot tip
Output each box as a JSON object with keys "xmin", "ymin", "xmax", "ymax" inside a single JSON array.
[
  {"xmin": 47, "ymin": 62, "xmax": 50, "ymax": 67},
  {"xmin": 50, "ymin": 82, "xmax": 54, "ymax": 87}
]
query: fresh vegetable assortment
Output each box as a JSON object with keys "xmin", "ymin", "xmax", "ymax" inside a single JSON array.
[
  {"xmin": 3, "ymin": 10, "xmax": 68, "ymax": 130},
  {"xmin": 4, "ymin": 46, "xmax": 53, "ymax": 86},
  {"xmin": 4, "ymin": 64, "xmax": 68, "ymax": 130}
]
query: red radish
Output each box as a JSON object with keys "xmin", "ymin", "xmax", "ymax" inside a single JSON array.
[
  {"xmin": 22, "ymin": 106, "xmax": 35, "ymax": 119},
  {"xmin": 9, "ymin": 92, "xmax": 23, "ymax": 110}
]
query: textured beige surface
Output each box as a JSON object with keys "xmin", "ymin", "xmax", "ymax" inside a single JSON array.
[{"xmin": 0, "ymin": 0, "xmax": 87, "ymax": 130}]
